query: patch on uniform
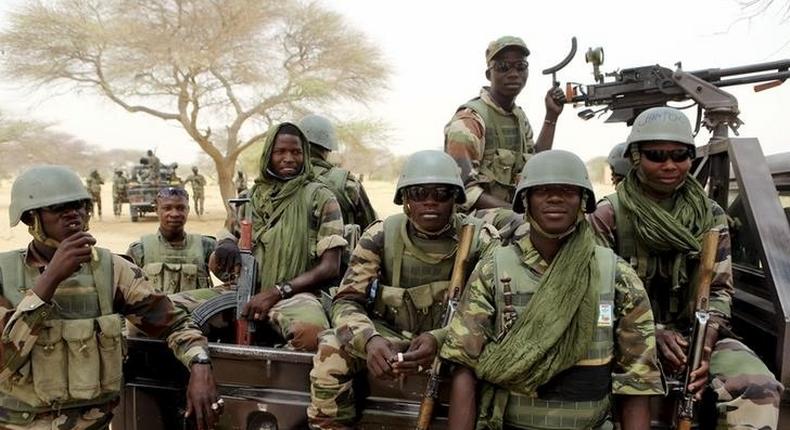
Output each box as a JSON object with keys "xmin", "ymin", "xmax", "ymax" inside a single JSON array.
[{"xmin": 598, "ymin": 304, "xmax": 613, "ymax": 327}]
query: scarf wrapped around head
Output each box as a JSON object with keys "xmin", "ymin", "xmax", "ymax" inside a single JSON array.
[
  {"xmin": 474, "ymin": 218, "xmax": 600, "ymax": 429},
  {"xmin": 248, "ymin": 122, "xmax": 315, "ymax": 290}
]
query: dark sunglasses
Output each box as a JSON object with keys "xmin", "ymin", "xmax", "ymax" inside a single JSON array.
[
  {"xmin": 404, "ymin": 186, "xmax": 457, "ymax": 203},
  {"xmin": 490, "ymin": 60, "xmax": 529, "ymax": 73},
  {"xmin": 156, "ymin": 186, "xmax": 190, "ymax": 200},
  {"xmin": 639, "ymin": 148, "xmax": 694, "ymax": 163},
  {"xmin": 41, "ymin": 199, "xmax": 91, "ymax": 213}
]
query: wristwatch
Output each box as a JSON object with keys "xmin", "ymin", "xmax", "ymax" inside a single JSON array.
[
  {"xmin": 275, "ymin": 282, "xmax": 294, "ymax": 300},
  {"xmin": 190, "ymin": 351, "xmax": 212, "ymax": 368}
]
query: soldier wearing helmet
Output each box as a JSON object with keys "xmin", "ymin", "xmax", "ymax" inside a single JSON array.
[
  {"xmin": 441, "ymin": 150, "xmax": 663, "ymax": 429},
  {"xmin": 112, "ymin": 169, "xmax": 128, "ymax": 217},
  {"xmin": 85, "ymin": 169, "xmax": 104, "ymax": 219},
  {"xmin": 589, "ymin": 106, "xmax": 782, "ymax": 429},
  {"xmin": 444, "ymin": 35, "xmax": 567, "ymax": 241},
  {"xmin": 184, "ymin": 166, "xmax": 207, "ymax": 216},
  {"xmin": 607, "ymin": 142, "xmax": 631, "ymax": 185},
  {"xmin": 298, "ymin": 114, "xmax": 377, "ymax": 230},
  {"xmin": 308, "ymin": 150, "xmax": 499, "ymax": 429},
  {"xmin": 0, "ymin": 165, "xmax": 221, "ymax": 429}
]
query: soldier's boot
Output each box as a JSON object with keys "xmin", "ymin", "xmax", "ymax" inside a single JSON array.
[
  {"xmin": 709, "ymin": 338, "xmax": 784, "ymax": 430},
  {"xmin": 269, "ymin": 292, "xmax": 330, "ymax": 352},
  {"xmin": 308, "ymin": 330, "xmax": 363, "ymax": 429}
]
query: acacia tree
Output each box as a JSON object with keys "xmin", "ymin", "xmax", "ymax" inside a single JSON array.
[{"xmin": 0, "ymin": 0, "xmax": 389, "ymax": 223}]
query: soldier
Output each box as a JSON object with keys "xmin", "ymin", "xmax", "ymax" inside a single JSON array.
[
  {"xmin": 112, "ymin": 169, "xmax": 128, "ymax": 217},
  {"xmin": 608, "ymin": 142, "xmax": 631, "ymax": 186},
  {"xmin": 444, "ymin": 35, "xmax": 566, "ymax": 241},
  {"xmin": 126, "ymin": 187, "xmax": 217, "ymax": 298},
  {"xmin": 184, "ymin": 166, "xmax": 207, "ymax": 216},
  {"xmin": 0, "ymin": 165, "xmax": 221, "ymax": 429},
  {"xmin": 146, "ymin": 149, "xmax": 161, "ymax": 185},
  {"xmin": 85, "ymin": 169, "xmax": 104, "ymax": 218},
  {"xmin": 308, "ymin": 150, "xmax": 498, "ymax": 429},
  {"xmin": 589, "ymin": 107, "xmax": 783, "ymax": 429},
  {"xmin": 210, "ymin": 122, "xmax": 346, "ymax": 352},
  {"xmin": 441, "ymin": 150, "xmax": 664, "ymax": 429},
  {"xmin": 298, "ymin": 114, "xmax": 378, "ymax": 229},
  {"xmin": 235, "ymin": 170, "xmax": 248, "ymax": 196}
]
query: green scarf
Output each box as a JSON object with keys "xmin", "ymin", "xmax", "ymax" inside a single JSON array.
[
  {"xmin": 249, "ymin": 123, "xmax": 317, "ymax": 290},
  {"xmin": 617, "ymin": 169, "xmax": 713, "ymax": 289},
  {"xmin": 474, "ymin": 220, "xmax": 600, "ymax": 429}
]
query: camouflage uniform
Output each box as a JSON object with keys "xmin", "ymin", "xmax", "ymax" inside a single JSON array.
[
  {"xmin": 184, "ymin": 172, "xmax": 206, "ymax": 216},
  {"xmin": 308, "ymin": 213, "xmax": 498, "ymax": 429},
  {"xmin": 590, "ymin": 198, "xmax": 784, "ymax": 429},
  {"xmin": 444, "ymin": 88, "xmax": 534, "ymax": 239},
  {"xmin": 111, "ymin": 172, "xmax": 127, "ymax": 217},
  {"xmin": 85, "ymin": 173, "xmax": 104, "ymax": 217},
  {"xmin": 440, "ymin": 234, "xmax": 665, "ymax": 429},
  {"xmin": 312, "ymin": 155, "xmax": 378, "ymax": 230},
  {"xmin": 0, "ymin": 244, "xmax": 208, "ymax": 428}
]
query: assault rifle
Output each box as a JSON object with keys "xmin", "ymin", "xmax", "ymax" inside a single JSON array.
[
  {"xmin": 676, "ymin": 230, "xmax": 720, "ymax": 430},
  {"xmin": 415, "ymin": 223, "xmax": 476, "ymax": 430}
]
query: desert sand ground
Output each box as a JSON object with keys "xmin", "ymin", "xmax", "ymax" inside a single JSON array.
[{"xmin": 0, "ymin": 179, "xmax": 614, "ymax": 253}]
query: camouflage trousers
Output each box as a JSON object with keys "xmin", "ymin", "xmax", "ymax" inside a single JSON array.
[
  {"xmin": 192, "ymin": 191, "xmax": 205, "ymax": 216},
  {"xmin": 308, "ymin": 322, "xmax": 411, "ymax": 429},
  {"xmin": 468, "ymin": 207, "xmax": 524, "ymax": 243},
  {"xmin": 0, "ymin": 403, "xmax": 115, "ymax": 430},
  {"xmin": 89, "ymin": 192, "xmax": 102, "ymax": 217},
  {"xmin": 707, "ymin": 338, "xmax": 783, "ymax": 430},
  {"xmin": 112, "ymin": 193, "xmax": 124, "ymax": 216},
  {"xmin": 170, "ymin": 288, "xmax": 329, "ymax": 352}
]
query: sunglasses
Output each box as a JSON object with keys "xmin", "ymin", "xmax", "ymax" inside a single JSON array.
[
  {"xmin": 404, "ymin": 186, "xmax": 457, "ymax": 203},
  {"xmin": 490, "ymin": 60, "xmax": 529, "ymax": 73},
  {"xmin": 41, "ymin": 199, "xmax": 91, "ymax": 213},
  {"xmin": 639, "ymin": 148, "xmax": 694, "ymax": 163}
]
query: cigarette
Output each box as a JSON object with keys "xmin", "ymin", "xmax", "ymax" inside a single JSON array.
[{"xmin": 397, "ymin": 352, "xmax": 404, "ymax": 363}]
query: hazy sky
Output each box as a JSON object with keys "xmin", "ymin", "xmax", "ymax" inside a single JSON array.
[{"xmin": 0, "ymin": 0, "xmax": 788, "ymax": 165}]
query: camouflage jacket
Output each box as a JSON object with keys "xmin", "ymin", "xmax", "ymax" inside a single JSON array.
[
  {"xmin": 86, "ymin": 176, "xmax": 104, "ymax": 194},
  {"xmin": 184, "ymin": 174, "xmax": 207, "ymax": 192},
  {"xmin": 444, "ymin": 87, "xmax": 535, "ymax": 210},
  {"xmin": 331, "ymin": 214, "xmax": 498, "ymax": 357},
  {"xmin": 312, "ymin": 157, "xmax": 378, "ymax": 229},
  {"xmin": 589, "ymin": 197, "xmax": 734, "ymax": 330},
  {"xmin": 0, "ymin": 243, "xmax": 209, "ymax": 377},
  {"xmin": 112, "ymin": 175, "xmax": 128, "ymax": 195},
  {"xmin": 440, "ymin": 234, "xmax": 665, "ymax": 396}
]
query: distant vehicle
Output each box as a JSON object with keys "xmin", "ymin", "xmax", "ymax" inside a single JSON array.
[{"xmin": 125, "ymin": 160, "xmax": 183, "ymax": 222}]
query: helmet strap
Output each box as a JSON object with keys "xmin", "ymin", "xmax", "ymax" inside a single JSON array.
[{"xmin": 28, "ymin": 212, "xmax": 61, "ymax": 249}]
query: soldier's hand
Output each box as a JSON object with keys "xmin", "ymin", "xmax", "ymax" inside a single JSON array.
[
  {"xmin": 241, "ymin": 289, "xmax": 280, "ymax": 321},
  {"xmin": 211, "ymin": 238, "xmax": 241, "ymax": 281},
  {"xmin": 656, "ymin": 328, "xmax": 688, "ymax": 373},
  {"xmin": 365, "ymin": 335, "xmax": 397, "ymax": 380},
  {"xmin": 392, "ymin": 333, "xmax": 438, "ymax": 376},
  {"xmin": 36, "ymin": 232, "xmax": 96, "ymax": 298},
  {"xmin": 185, "ymin": 363, "xmax": 221, "ymax": 430},
  {"xmin": 544, "ymin": 86, "xmax": 565, "ymax": 117},
  {"xmin": 687, "ymin": 327, "xmax": 719, "ymax": 399}
]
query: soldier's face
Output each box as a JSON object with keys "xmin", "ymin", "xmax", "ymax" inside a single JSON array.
[
  {"xmin": 527, "ymin": 185, "xmax": 582, "ymax": 234},
  {"xmin": 637, "ymin": 141, "xmax": 691, "ymax": 192},
  {"xmin": 37, "ymin": 200, "xmax": 91, "ymax": 241},
  {"xmin": 156, "ymin": 195, "xmax": 189, "ymax": 234},
  {"xmin": 269, "ymin": 134, "xmax": 304, "ymax": 178},
  {"xmin": 403, "ymin": 185, "xmax": 456, "ymax": 233},
  {"xmin": 487, "ymin": 48, "xmax": 528, "ymax": 100}
]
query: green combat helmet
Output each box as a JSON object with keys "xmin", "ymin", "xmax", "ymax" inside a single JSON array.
[
  {"xmin": 513, "ymin": 149, "xmax": 596, "ymax": 214},
  {"xmin": 626, "ymin": 106, "xmax": 695, "ymax": 156},
  {"xmin": 608, "ymin": 142, "xmax": 632, "ymax": 177},
  {"xmin": 9, "ymin": 165, "xmax": 91, "ymax": 227},
  {"xmin": 394, "ymin": 150, "xmax": 466, "ymax": 205},
  {"xmin": 299, "ymin": 114, "xmax": 338, "ymax": 151}
]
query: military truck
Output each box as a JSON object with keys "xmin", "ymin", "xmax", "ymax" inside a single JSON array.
[
  {"xmin": 126, "ymin": 161, "xmax": 183, "ymax": 222},
  {"xmin": 112, "ymin": 55, "xmax": 790, "ymax": 429}
]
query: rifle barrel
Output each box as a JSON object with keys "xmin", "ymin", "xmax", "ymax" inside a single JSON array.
[
  {"xmin": 692, "ymin": 59, "xmax": 790, "ymax": 79},
  {"xmin": 709, "ymin": 71, "xmax": 790, "ymax": 88}
]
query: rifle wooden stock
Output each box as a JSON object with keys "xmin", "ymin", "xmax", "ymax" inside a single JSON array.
[
  {"xmin": 676, "ymin": 229, "xmax": 720, "ymax": 429},
  {"xmin": 235, "ymin": 218, "xmax": 256, "ymax": 345},
  {"xmin": 415, "ymin": 223, "xmax": 476, "ymax": 430}
]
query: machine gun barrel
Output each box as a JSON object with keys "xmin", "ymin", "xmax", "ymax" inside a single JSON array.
[{"xmin": 690, "ymin": 59, "xmax": 790, "ymax": 80}]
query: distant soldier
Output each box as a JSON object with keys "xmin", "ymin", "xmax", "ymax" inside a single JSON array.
[
  {"xmin": 235, "ymin": 170, "xmax": 248, "ymax": 196},
  {"xmin": 607, "ymin": 142, "xmax": 631, "ymax": 186},
  {"xmin": 444, "ymin": 36, "xmax": 565, "ymax": 241},
  {"xmin": 184, "ymin": 166, "xmax": 207, "ymax": 216},
  {"xmin": 590, "ymin": 107, "xmax": 783, "ymax": 429},
  {"xmin": 298, "ymin": 114, "xmax": 377, "ymax": 230},
  {"xmin": 146, "ymin": 150, "xmax": 161, "ymax": 185},
  {"xmin": 85, "ymin": 169, "xmax": 104, "ymax": 218},
  {"xmin": 126, "ymin": 187, "xmax": 217, "ymax": 298},
  {"xmin": 308, "ymin": 151, "xmax": 498, "ymax": 429},
  {"xmin": 112, "ymin": 169, "xmax": 128, "ymax": 217}
]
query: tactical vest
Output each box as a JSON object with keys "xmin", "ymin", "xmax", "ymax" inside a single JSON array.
[
  {"xmin": 0, "ymin": 248, "xmax": 123, "ymax": 423},
  {"xmin": 461, "ymin": 98, "xmax": 533, "ymax": 203},
  {"xmin": 604, "ymin": 193, "xmax": 694, "ymax": 325},
  {"xmin": 372, "ymin": 213, "xmax": 485, "ymax": 336},
  {"xmin": 141, "ymin": 233, "xmax": 209, "ymax": 294},
  {"xmin": 492, "ymin": 244, "xmax": 617, "ymax": 429}
]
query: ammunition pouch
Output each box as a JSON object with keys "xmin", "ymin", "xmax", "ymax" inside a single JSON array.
[
  {"xmin": 371, "ymin": 281, "xmax": 449, "ymax": 335},
  {"xmin": 143, "ymin": 262, "xmax": 199, "ymax": 294}
]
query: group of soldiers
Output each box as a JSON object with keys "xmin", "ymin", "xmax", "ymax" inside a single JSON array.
[{"xmin": 0, "ymin": 34, "xmax": 784, "ymax": 430}]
